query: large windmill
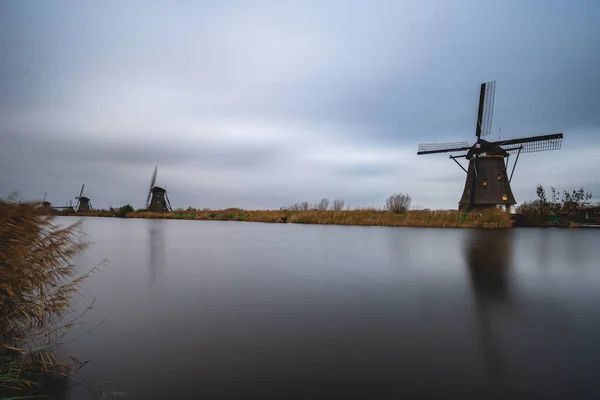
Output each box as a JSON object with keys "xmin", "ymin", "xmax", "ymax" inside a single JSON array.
[
  {"xmin": 146, "ymin": 166, "xmax": 172, "ymax": 213},
  {"xmin": 417, "ymin": 81, "xmax": 563, "ymax": 212},
  {"xmin": 75, "ymin": 184, "xmax": 92, "ymax": 212}
]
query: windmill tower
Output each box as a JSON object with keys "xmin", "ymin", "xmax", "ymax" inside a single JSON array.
[
  {"xmin": 75, "ymin": 184, "xmax": 92, "ymax": 212},
  {"xmin": 146, "ymin": 166, "xmax": 172, "ymax": 213},
  {"xmin": 417, "ymin": 81, "xmax": 563, "ymax": 212}
]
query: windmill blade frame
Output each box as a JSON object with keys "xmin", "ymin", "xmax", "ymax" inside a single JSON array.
[
  {"xmin": 146, "ymin": 166, "xmax": 158, "ymax": 209},
  {"xmin": 150, "ymin": 166, "xmax": 157, "ymax": 189},
  {"xmin": 417, "ymin": 141, "xmax": 472, "ymax": 155},
  {"xmin": 165, "ymin": 192, "xmax": 173, "ymax": 212},
  {"xmin": 477, "ymin": 80, "xmax": 496, "ymax": 138},
  {"xmin": 79, "ymin": 184, "xmax": 85, "ymax": 199},
  {"xmin": 487, "ymin": 133, "xmax": 563, "ymax": 154}
]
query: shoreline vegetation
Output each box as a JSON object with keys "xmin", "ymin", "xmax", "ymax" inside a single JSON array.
[
  {"xmin": 40, "ymin": 185, "xmax": 600, "ymax": 229},
  {"xmin": 42, "ymin": 192, "xmax": 514, "ymax": 228},
  {"xmin": 515, "ymin": 185, "xmax": 599, "ymax": 227},
  {"xmin": 52, "ymin": 208, "xmax": 514, "ymax": 228},
  {"xmin": 1, "ymin": 200, "xmax": 102, "ymax": 398}
]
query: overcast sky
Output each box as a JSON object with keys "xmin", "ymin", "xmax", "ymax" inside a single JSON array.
[{"xmin": 1, "ymin": 0, "xmax": 599, "ymax": 210}]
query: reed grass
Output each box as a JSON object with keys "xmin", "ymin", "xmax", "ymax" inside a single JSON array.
[
  {"xmin": 113, "ymin": 208, "xmax": 512, "ymax": 228},
  {"xmin": 1, "ymin": 200, "xmax": 98, "ymax": 398},
  {"xmin": 43, "ymin": 205, "xmax": 512, "ymax": 227}
]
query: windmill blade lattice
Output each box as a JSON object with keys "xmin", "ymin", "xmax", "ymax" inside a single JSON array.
[
  {"xmin": 165, "ymin": 192, "xmax": 173, "ymax": 212},
  {"xmin": 417, "ymin": 141, "xmax": 472, "ymax": 155},
  {"xmin": 146, "ymin": 166, "xmax": 158, "ymax": 209},
  {"xmin": 479, "ymin": 80, "xmax": 496, "ymax": 138},
  {"xmin": 490, "ymin": 133, "xmax": 563, "ymax": 154}
]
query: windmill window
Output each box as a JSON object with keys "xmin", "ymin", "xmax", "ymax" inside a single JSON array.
[
  {"xmin": 483, "ymin": 179, "xmax": 487, "ymax": 187},
  {"xmin": 501, "ymin": 193, "xmax": 508, "ymax": 201},
  {"xmin": 497, "ymin": 173, "xmax": 502, "ymax": 180}
]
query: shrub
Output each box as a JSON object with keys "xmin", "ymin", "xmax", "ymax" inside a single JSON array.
[
  {"xmin": 518, "ymin": 185, "xmax": 594, "ymax": 224},
  {"xmin": 385, "ymin": 193, "xmax": 411, "ymax": 213},
  {"xmin": 332, "ymin": 198, "xmax": 345, "ymax": 211},
  {"xmin": 316, "ymin": 198, "xmax": 330, "ymax": 211},
  {"xmin": 117, "ymin": 204, "xmax": 134, "ymax": 218}
]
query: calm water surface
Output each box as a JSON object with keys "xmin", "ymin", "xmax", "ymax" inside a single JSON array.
[{"xmin": 53, "ymin": 217, "xmax": 600, "ymax": 399}]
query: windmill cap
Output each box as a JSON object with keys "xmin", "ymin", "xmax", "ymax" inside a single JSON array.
[
  {"xmin": 152, "ymin": 186, "xmax": 166, "ymax": 193},
  {"xmin": 467, "ymin": 139, "xmax": 509, "ymax": 159}
]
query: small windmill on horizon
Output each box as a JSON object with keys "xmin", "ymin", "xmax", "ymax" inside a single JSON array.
[
  {"xmin": 417, "ymin": 80, "xmax": 563, "ymax": 212},
  {"xmin": 75, "ymin": 184, "xmax": 92, "ymax": 212},
  {"xmin": 146, "ymin": 166, "xmax": 172, "ymax": 213},
  {"xmin": 41, "ymin": 192, "xmax": 51, "ymax": 208}
]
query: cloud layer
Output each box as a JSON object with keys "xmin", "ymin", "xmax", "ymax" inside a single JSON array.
[{"xmin": 2, "ymin": 0, "xmax": 599, "ymax": 209}]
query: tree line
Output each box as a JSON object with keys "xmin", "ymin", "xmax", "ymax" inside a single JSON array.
[{"xmin": 281, "ymin": 193, "xmax": 412, "ymax": 213}]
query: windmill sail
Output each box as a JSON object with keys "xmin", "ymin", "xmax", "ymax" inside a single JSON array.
[
  {"xmin": 477, "ymin": 80, "xmax": 496, "ymax": 138},
  {"xmin": 417, "ymin": 141, "xmax": 472, "ymax": 155},
  {"xmin": 146, "ymin": 166, "xmax": 158, "ymax": 209},
  {"xmin": 489, "ymin": 133, "xmax": 563, "ymax": 154},
  {"xmin": 165, "ymin": 192, "xmax": 173, "ymax": 212}
]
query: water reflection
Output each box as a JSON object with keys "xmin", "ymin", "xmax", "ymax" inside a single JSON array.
[
  {"xmin": 465, "ymin": 229, "xmax": 513, "ymax": 306},
  {"xmin": 148, "ymin": 219, "xmax": 165, "ymax": 285},
  {"xmin": 72, "ymin": 217, "xmax": 92, "ymax": 272},
  {"xmin": 464, "ymin": 229, "xmax": 514, "ymax": 396},
  {"xmin": 564, "ymin": 230, "xmax": 586, "ymax": 269}
]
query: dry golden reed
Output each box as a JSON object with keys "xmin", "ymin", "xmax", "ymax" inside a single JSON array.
[
  {"xmin": 1, "ymin": 200, "xmax": 97, "ymax": 396},
  {"xmin": 113, "ymin": 208, "xmax": 512, "ymax": 228}
]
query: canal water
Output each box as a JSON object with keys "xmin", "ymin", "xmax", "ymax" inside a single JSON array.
[{"xmin": 52, "ymin": 217, "xmax": 600, "ymax": 399}]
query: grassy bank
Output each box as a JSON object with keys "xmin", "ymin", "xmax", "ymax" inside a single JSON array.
[{"xmin": 71, "ymin": 208, "xmax": 513, "ymax": 228}]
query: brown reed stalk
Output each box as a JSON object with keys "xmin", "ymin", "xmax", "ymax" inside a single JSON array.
[{"xmin": 1, "ymin": 200, "xmax": 99, "ymax": 397}]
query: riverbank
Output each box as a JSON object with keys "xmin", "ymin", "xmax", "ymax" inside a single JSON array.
[{"xmin": 65, "ymin": 208, "xmax": 513, "ymax": 228}]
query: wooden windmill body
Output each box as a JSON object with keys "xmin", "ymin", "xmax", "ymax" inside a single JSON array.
[
  {"xmin": 417, "ymin": 81, "xmax": 563, "ymax": 212},
  {"xmin": 146, "ymin": 166, "xmax": 172, "ymax": 213}
]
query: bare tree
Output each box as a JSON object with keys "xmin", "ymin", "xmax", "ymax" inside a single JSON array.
[
  {"xmin": 385, "ymin": 193, "xmax": 411, "ymax": 213},
  {"xmin": 332, "ymin": 198, "xmax": 345, "ymax": 211},
  {"xmin": 300, "ymin": 201, "xmax": 310, "ymax": 211},
  {"xmin": 562, "ymin": 188, "xmax": 593, "ymax": 216},
  {"xmin": 316, "ymin": 198, "xmax": 329, "ymax": 211}
]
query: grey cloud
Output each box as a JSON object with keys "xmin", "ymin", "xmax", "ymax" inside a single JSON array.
[
  {"xmin": 1, "ymin": 0, "xmax": 599, "ymax": 210},
  {"xmin": 2, "ymin": 132, "xmax": 282, "ymax": 170},
  {"xmin": 330, "ymin": 163, "xmax": 399, "ymax": 178}
]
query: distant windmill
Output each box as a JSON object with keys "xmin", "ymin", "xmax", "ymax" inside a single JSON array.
[
  {"xmin": 146, "ymin": 166, "xmax": 172, "ymax": 213},
  {"xmin": 417, "ymin": 80, "xmax": 563, "ymax": 212},
  {"xmin": 75, "ymin": 184, "xmax": 92, "ymax": 212},
  {"xmin": 42, "ymin": 192, "xmax": 51, "ymax": 208}
]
